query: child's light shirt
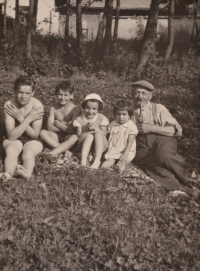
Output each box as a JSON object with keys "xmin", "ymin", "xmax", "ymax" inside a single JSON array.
[
  {"xmin": 73, "ymin": 113, "xmax": 109, "ymax": 152},
  {"xmin": 105, "ymin": 119, "xmax": 138, "ymax": 161},
  {"xmin": 73, "ymin": 113, "xmax": 109, "ymax": 129}
]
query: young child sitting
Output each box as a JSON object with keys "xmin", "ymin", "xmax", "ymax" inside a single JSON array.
[
  {"xmin": 1, "ymin": 76, "xmax": 44, "ymax": 181},
  {"xmin": 73, "ymin": 93, "xmax": 109, "ymax": 169},
  {"xmin": 40, "ymin": 81, "xmax": 81, "ymax": 161},
  {"xmin": 101, "ymin": 100, "xmax": 138, "ymax": 174}
]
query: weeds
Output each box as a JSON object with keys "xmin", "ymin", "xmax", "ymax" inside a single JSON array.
[{"xmin": 0, "ymin": 29, "xmax": 200, "ymax": 270}]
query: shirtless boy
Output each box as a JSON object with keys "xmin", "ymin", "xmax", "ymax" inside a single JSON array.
[
  {"xmin": 1, "ymin": 76, "xmax": 44, "ymax": 181},
  {"xmin": 40, "ymin": 81, "xmax": 81, "ymax": 160}
]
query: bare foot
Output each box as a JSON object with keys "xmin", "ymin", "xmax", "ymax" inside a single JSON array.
[
  {"xmin": 81, "ymin": 159, "xmax": 87, "ymax": 166},
  {"xmin": 90, "ymin": 160, "xmax": 100, "ymax": 169},
  {"xmin": 65, "ymin": 150, "xmax": 72, "ymax": 160},
  {"xmin": 16, "ymin": 165, "xmax": 31, "ymax": 180},
  {"xmin": 0, "ymin": 172, "xmax": 12, "ymax": 182}
]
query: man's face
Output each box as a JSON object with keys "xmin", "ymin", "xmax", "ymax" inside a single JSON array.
[
  {"xmin": 132, "ymin": 87, "xmax": 152, "ymax": 108},
  {"xmin": 15, "ymin": 85, "xmax": 34, "ymax": 106}
]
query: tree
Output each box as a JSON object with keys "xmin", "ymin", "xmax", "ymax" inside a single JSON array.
[
  {"xmin": 96, "ymin": 0, "xmax": 108, "ymax": 46},
  {"xmin": 0, "ymin": 3, "xmax": 3, "ymax": 45},
  {"xmin": 76, "ymin": 0, "xmax": 83, "ymax": 57},
  {"xmin": 188, "ymin": 0, "xmax": 200, "ymax": 52},
  {"xmin": 137, "ymin": 0, "xmax": 160, "ymax": 70},
  {"xmin": 65, "ymin": 0, "xmax": 70, "ymax": 39},
  {"xmin": 113, "ymin": 0, "xmax": 120, "ymax": 45},
  {"xmin": 26, "ymin": 0, "xmax": 34, "ymax": 59},
  {"xmin": 3, "ymin": 0, "xmax": 7, "ymax": 39},
  {"xmin": 102, "ymin": 0, "xmax": 113, "ymax": 57},
  {"xmin": 15, "ymin": 0, "xmax": 19, "ymax": 23},
  {"xmin": 32, "ymin": 0, "xmax": 38, "ymax": 35},
  {"xmin": 164, "ymin": 0, "xmax": 175, "ymax": 60}
]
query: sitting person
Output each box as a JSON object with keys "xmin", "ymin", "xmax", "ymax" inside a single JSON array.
[
  {"xmin": 1, "ymin": 76, "xmax": 44, "ymax": 181},
  {"xmin": 101, "ymin": 100, "xmax": 138, "ymax": 174},
  {"xmin": 73, "ymin": 93, "xmax": 109, "ymax": 169},
  {"xmin": 40, "ymin": 81, "xmax": 81, "ymax": 161},
  {"xmin": 131, "ymin": 80, "xmax": 197, "ymax": 200}
]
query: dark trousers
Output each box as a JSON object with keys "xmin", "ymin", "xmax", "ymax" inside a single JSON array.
[{"xmin": 134, "ymin": 134, "xmax": 193, "ymax": 194}]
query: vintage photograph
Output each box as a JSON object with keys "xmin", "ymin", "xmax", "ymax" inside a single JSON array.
[{"xmin": 0, "ymin": 0, "xmax": 199, "ymax": 270}]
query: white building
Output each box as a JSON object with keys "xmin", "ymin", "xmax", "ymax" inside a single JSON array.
[{"xmin": 0, "ymin": 0, "xmax": 59, "ymax": 34}]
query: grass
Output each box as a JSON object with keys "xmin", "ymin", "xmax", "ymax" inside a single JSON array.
[{"xmin": 0, "ymin": 57, "xmax": 200, "ymax": 270}]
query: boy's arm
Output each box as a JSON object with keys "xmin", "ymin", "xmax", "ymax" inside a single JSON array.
[
  {"xmin": 56, "ymin": 107, "xmax": 81, "ymax": 134},
  {"xmin": 120, "ymin": 134, "xmax": 135, "ymax": 162},
  {"xmin": 5, "ymin": 106, "xmax": 43, "ymax": 140},
  {"xmin": 47, "ymin": 107, "xmax": 61, "ymax": 132}
]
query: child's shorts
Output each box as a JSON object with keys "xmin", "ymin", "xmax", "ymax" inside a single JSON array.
[{"xmin": 56, "ymin": 132, "xmax": 68, "ymax": 143}]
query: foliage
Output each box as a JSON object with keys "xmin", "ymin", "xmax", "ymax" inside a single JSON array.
[{"xmin": 0, "ymin": 26, "xmax": 200, "ymax": 270}]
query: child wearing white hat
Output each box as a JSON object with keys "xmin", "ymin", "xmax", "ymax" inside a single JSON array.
[{"xmin": 73, "ymin": 93, "xmax": 109, "ymax": 169}]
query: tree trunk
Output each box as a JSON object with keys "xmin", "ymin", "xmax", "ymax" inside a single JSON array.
[
  {"xmin": 188, "ymin": 0, "xmax": 200, "ymax": 52},
  {"xmin": 0, "ymin": 3, "xmax": 3, "ymax": 45},
  {"xmin": 113, "ymin": 0, "xmax": 120, "ymax": 44},
  {"xmin": 65, "ymin": 0, "xmax": 70, "ymax": 39},
  {"xmin": 137, "ymin": 0, "xmax": 159, "ymax": 70},
  {"xmin": 15, "ymin": 0, "xmax": 19, "ymax": 23},
  {"xmin": 3, "ymin": 0, "xmax": 7, "ymax": 39},
  {"xmin": 31, "ymin": 0, "xmax": 38, "ymax": 35},
  {"xmin": 103, "ymin": 0, "xmax": 113, "ymax": 57},
  {"xmin": 96, "ymin": 0, "xmax": 108, "ymax": 46},
  {"xmin": 26, "ymin": 0, "xmax": 34, "ymax": 59},
  {"xmin": 164, "ymin": 0, "xmax": 175, "ymax": 60},
  {"xmin": 76, "ymin": 0, "xmax": 83, "ymax": 57}
]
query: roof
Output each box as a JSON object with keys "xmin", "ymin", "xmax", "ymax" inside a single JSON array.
[{"xmin": 56, "ymin": 0, "xmax": 152, "ymax": 10}]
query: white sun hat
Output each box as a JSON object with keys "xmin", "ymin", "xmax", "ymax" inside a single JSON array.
[{"xmin": 82, "ymin": 93, "xmax": 103, "ymax": 107}]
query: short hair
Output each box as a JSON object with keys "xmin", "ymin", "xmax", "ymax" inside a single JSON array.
[
  {"xmin": 55, "ymin": 81, "xmax": 74, "ymax": 94},
  {"xmin": 113, "ymin": 100, "xmax": 133, "ymax": 117},
  {"xmin": 81, "ymin": 99, "xmax": 103, "ymax": 111},
  {"xmin": 14, "ymin": 76, "xmax": 35, "ymax": 92}
]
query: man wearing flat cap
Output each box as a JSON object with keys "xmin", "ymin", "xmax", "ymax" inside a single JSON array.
[{"xmin": 131, "ymin": 80, "xmax": 196, "ymax": 199}]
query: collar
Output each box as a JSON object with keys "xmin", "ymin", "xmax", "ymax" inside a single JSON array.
[
  {"xmin": 113, "ymin": 119, "xmax": 131, "ymax": 127},
  {"xmin": 82, "ymin": 113, "xmax": 98, "ymax": 123}
]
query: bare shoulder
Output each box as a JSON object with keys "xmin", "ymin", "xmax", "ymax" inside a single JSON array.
[
  {"xmin": 31, "ymin": 97, "xmax": 44, "ymax": 108},
  {"xmin": 72, "ymin": 105, "xmax": 81, "ymax": 113},
  {"xmin": 4, "ymin": 98, "xmax": 15, "ymax": 108}
]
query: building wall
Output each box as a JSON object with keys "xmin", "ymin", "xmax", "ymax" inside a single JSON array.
[
  {"xmin": 58, "ymin": 14, "xmax": 198, "ymax": 44},
  {"xmin": 1, "ymin": 0, "xmax": 59, "ymax": 35}
]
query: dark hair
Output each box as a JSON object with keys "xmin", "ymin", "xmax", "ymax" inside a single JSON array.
[
  {"xmin": 113, "ymin": 100, "xmax": 133, "ymax": 117},
  {"xmin": 14, "ymin": 76, "xmax": 35, "ymax": 92},
  {"xmin": 55, "ymin": 81, "xmax": 74, "ymax": 94},
  {"xmin": 81, "ymin": 99, "xmax": 103, "ymax": 111}
]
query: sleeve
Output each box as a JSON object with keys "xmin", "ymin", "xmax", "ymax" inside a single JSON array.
[
  {"xmin": 128, "ymin": 121, "xmax": 138, "ymax": 135},
  {"xmin": 157, "ymin": 104, "xmax": 182, "ymax": 137},
  {"xmin": 100, "ymin": 115, "xmax": 109, "ymax": 126},
  {"xmin": 73, "ymin": 117, "xmax": 82, "ymax": 127}
]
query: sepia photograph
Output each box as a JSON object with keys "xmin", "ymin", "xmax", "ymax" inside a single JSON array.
[{"xmin": 0, "ymin": 0, "xmax": 199, "ymax": 270}]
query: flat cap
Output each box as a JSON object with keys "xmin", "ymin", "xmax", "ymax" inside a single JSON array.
[{"xmin": 131, "ymin": 80, "xmax": 154, "ymax": 91}]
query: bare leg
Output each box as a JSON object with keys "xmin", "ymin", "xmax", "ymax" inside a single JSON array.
[
  {"xmin": 50, "ymin": 134, "xmax": 78, "ymax": 156},
  {"xmin": 17, "ymin": 140, "xmax": 43, "ymax": 180},
  {"xmin": 81, "ymin": 134, "xmax": 94, "ymax": 166},
  {"xmin": 40, "ymin": 130, "xmax": 60, "ymax": 148},
  {"xmin": 91, "ymin": 132, "xmax": 104, "ymax": 169},
  {"xmin": 2, "ymin": 139, "xmax": 23, "ymax": 177},
  {"xmin": 117, "ymin": 158, "xmax": 131, "ymax": 174},
  {"xmin": 101, "ymin": 158, "xmax": 116, "ymax": 169}
]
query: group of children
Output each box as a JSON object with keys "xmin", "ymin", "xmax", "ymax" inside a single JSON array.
[{"xmin": 0, "ymin": 76, "xmax": 138, "ymax": 181}]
